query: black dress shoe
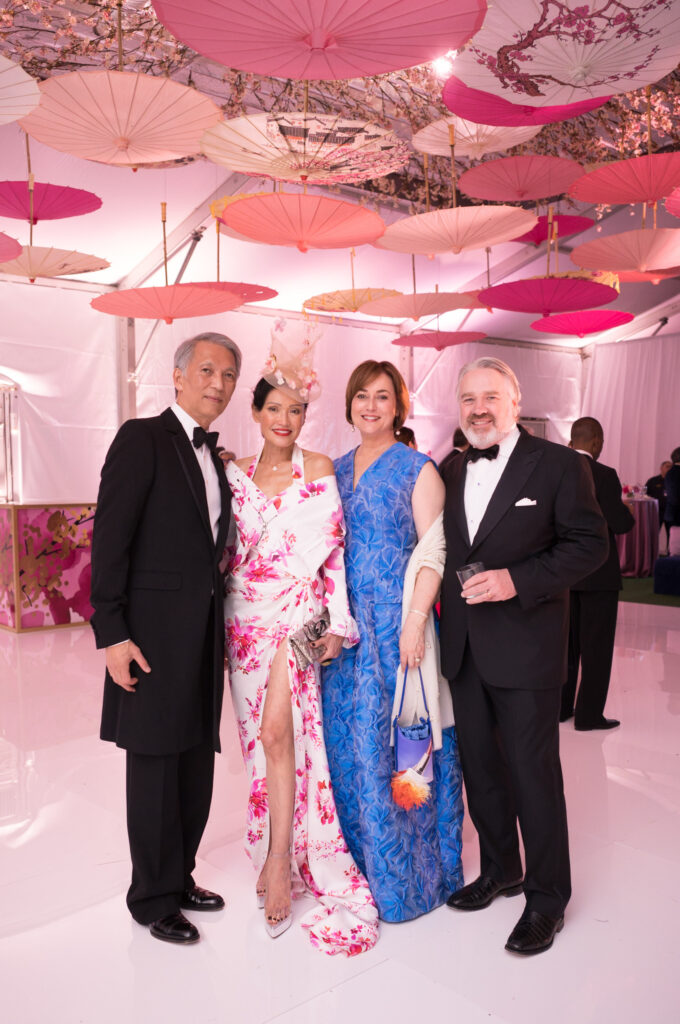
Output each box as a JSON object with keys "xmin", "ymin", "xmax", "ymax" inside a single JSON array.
[
  {"xmin": 505, "ymin": 910, "xmax": 564, "ymax": 955},
  {"xmin": 574, "ymin": 717, "xmax": 620, "ymax": 731},
  {"xmin": 150, "ymin": 912, "xmax": 199, "ymax": 944},
  {"xmin": 180, "ymin": 885, "xmax": 225, "ymax": 912},
  {"xmin": 447, "ymin": 874, "xmax": 523, "ymax": 911}
]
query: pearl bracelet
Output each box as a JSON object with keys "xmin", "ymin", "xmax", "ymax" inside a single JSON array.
[{"xmin": 408, "ymin": 608, "xmax": 428, "ymax": 619}]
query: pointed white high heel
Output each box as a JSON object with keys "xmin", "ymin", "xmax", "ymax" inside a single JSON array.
[{"xmin": 264, "ymin": 849, "xmax": 292, "ymax": 939}]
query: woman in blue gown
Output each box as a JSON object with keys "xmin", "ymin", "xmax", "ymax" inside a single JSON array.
[{"xmin": 322, "ymin": 360, "xmax": 464, "ymax": 923}]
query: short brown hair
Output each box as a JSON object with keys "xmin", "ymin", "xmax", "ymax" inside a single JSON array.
[{"xmin": 345, "ymin": 360, "xmax": 410, "ymax": 429}]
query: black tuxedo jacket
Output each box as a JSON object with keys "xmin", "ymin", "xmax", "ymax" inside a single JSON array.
[
  {"xmin": 572, "ymin": 457, "xmax": 634, "ymax": 592},
  {"xmin": 440, "ymin": 431, "xmax": 608, "ymax": 689},
  {"xmin": 90, "ymin": 408, "xmax": 231, "ymax": 756}
]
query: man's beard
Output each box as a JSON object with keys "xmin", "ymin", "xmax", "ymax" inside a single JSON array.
[{"xmin": 463, "ymin": 417, "xmax": 504, "ymax": 449}]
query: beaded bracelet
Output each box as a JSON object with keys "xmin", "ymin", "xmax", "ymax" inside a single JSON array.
[{"xmin": 408, "ymin": 608, "xmax": 428, "ymax": 619}]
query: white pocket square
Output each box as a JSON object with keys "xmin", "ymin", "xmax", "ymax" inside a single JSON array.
[{"xmin": 515, "ymin": 497, "xmax": 537, "ymax": 506}]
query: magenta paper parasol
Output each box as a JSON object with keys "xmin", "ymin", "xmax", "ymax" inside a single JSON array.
[
  {"xmin": 0, "ymin": 232, "xmax": 22, "ymax": 262},
  {"xmin": 441, "ymin": 75, "xmax": 609, "ymax": 127},
  {"xmin": 392, "ymin": 331, "xmax": 487, "ymax": 350},
  {"xmin": 569, "ymin": 154, "xmax": 680, "ymax": 206},
  {"xmin": 666, "ymin": 188, "xmax": 680, "ymax": 219},
  {"xmin": 359, "ymin": 291, "xmax": 483, "ymax": 320},
  {"xmin": 152, "ymin": 0, "xmax": 487, "ymax": 80},
  {"xmin": 0, "ymin": 181, "xmax": 102, "ymax": 222},
  {"xmin": 376, "ymin": 205, "xmax": 536, "ymax": 256},
  {"xmin": 459, "ymin": 155, "xmax": 583, "ymax": 202},
  {"xmin": 512, "ymin": 214, "xmax": 594, "ymax": 246},
  {"xmin": 478, "ymin": 276, "xmax": 618, "ymax": 317},
  {"xmin": 217, "ymin": 193, "xmax": 385, "ymax": 252},
  {"xmin": 452, "ymin": 1, "xmax": 680, "ymax": 106},
  {"xmin": 571, "ymin": 229, "xmax": 680, "ymax": 274},
  {"xmin": 91, "ymin": 282, "xmax": 276, "ymax": 324},
  {"xmin": 531, "ymin": 310, "xmax": 634, "ymax": 338}
]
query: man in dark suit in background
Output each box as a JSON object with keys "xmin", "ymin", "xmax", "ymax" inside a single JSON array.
[
  {"xmin": 439, "ymin": 426, "xmax": 470, "ymax": 476},
  {"xmin": 90, "ymin": 332, "xmax": 240, "ymax": 945},
  {"xmin": 646, "ymin": 460, "xmax": 672, "ymax": 554},
  {"xmin": 561, "ymin": 417, "xmax": 634, "ymax": 731},
  {"xmin": 439, "ymin": 357, "xmax": 607, "ymax": 956}
]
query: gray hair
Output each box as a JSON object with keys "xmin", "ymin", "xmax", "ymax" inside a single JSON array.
[
  {"xmin": 174, "ymin": 332, "xmax": 242, "ymax": 378},
  {"xmin": 456, "ymin": 356, "xmax": 522, "ymax": 408}
]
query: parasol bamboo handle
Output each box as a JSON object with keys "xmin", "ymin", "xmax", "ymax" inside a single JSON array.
[
  {"xmin": 448, "ymin": 123, "xmax": 457, "ymax": 209},
  {"xmin": 423, "ymin": 153, "xmax": 431, "ymax": 213},
  {"xmin": 117, "ymin": 1, "xmax": 124, "ymax": 72},
  {"xmin": 161, "ymin": 202, "xmax": 168, "ymax": 286},
  {"xmin": 216, "ymin": 219, "xmax": 220, "ymax": 282}
]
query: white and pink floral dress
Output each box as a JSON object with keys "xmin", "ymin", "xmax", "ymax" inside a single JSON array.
[{"xmin": 224, "ymin": 444, "xmax": 379, "ymax": 956}]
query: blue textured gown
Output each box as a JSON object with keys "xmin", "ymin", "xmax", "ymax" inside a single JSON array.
[{"xmin": 322, "ymin": 443, "xmax": 464, "ymax": 922}]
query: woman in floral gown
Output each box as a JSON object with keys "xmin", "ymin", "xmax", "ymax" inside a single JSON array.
[{"xmin": 224, "ymin": 367, "xmax": 378, "ymax": 956}]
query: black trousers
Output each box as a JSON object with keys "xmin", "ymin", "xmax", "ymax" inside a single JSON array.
[
  {"xmin": 561, "ymin": 589, "xmax": 619, "ymax": 728},
  {"xmin": 450, "ymin": 643, "xmax": 571, "ymax": 918},
  {"xmin": 125, "ymin": 736, "xmax": 215, "ymax": 924}
]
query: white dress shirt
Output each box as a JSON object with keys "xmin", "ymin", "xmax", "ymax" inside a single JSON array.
[
  {"xmin": 172, "ymin": 402, "xmax": 222, "ymax": 543},
  {"xmin": 464, "ymin": 426, "xmax": 520, "ymax": 544}
]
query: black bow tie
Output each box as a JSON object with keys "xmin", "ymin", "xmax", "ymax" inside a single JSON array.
[
  {"xmin": 192, "ymin": 426, "xmax": 219, "ymax": 452},
  {"xmin": 466, "ymin": 444, "xmax": 500, "ymax": 463}
]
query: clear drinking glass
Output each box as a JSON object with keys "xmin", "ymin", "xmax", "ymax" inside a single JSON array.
[{"xmin": 456, "ymin": 562, "xmax": 486, "ymax": 587}]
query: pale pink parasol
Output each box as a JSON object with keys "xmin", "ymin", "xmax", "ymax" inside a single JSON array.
[
  {"xmin": 412, "ymin": 116, "xmax": 540, "ymax": 160},
  {"xmin": 531, "ymin": 310, "xmax": 634, "ymax": 338},
  {"xmin": 151, "ymin": 0, "xmax": 487, "ymax": 80},
  {"xmin": 359, "ymin": 291, "xmax": 484, "ymax": 320},
  {"xmin": 512, "ymin": 214, "xmax": 594, "ymax": 246},
  {"xmin": 478, "ymin": 275, "xmax": 618, "ymax": 317},
  {"xmin": 441, "ymin": 75, "xmax": 610, "ymax": 127},
  {"xmin": 376, "ymin": 205, "xmax": 537, "ymax": 256},
  {"xmin": 392, "ymin": 331, "xmax": 487, "ymax": 349},
  {"xmin": 452, "ymin": 1, "xmax": 680, "ymax": 106},
  {"xmin": 303, "ymin": 288, "xmax": 401, "ymax": 313},
  {"xmin": 459, "ymin": 155, "xmax": 583, "ymax": 202},
  {"xmin": 571, "ymin": 229, "xmax": 680, "ymax": 273},
  {"xmin": 0, "ymin": 245, "xmax": 110, "ymax": 282},
  {"xmin": 617, "ymin": 267, "xmax": 680, "ymax": 285},
  {"xmin": 0, "ymin": 233, "xmax": 22, "ymax": 263},
  {"xmin": 0, "ymin": 55, "xmax": 41, "ymax": 126},
  {"xmin": 0, "ymin": 181, "xmax": 102, "ymax": 222},
  {"xmin": 19, "ymin": 70, "xmax": 221, "ymax": 166},
  {"xmin": 569, "ymin": 154, "xmax": 680, "ymax": 206},
  {"xmin": 217, "ymin": 193, "xmax": 385, "ymax": 252},
  {"xmin": 91, "ymin": 282, "xmax": 276, "ymax": 325},
  {"xmin": 202, "ymin": 112, "xmax": 410, "ymax": 185},
  {"xmin": 666, "ymin": 188, "xmax": 680, "ymax": 219}
]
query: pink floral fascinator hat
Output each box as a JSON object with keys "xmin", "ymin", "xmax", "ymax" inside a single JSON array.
[{"xmin": 262, "ymin": 318, "xmax": 322, "ymax": 403}]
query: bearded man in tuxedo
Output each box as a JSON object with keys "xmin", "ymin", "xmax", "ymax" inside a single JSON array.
[
  {"xmin": 90, "ymin": 332, "xmax": 240, "ymax": 945},
  {"xmin": 439, "ymin": 357, "xmax": 608, "ymax": 956}
]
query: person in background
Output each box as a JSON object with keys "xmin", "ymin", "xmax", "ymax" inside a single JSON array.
[
  {"xmin": 664, "ymin": 447, "xmax": 680, "ymax": 557},
  {"xmin": 561, "ymin": 417, "xmax": 634, "ymax": 731},
  {"xmin": 395, "ymin": 425, "xmax": 417, "ymax": 449},
  {"xmin": 439, "ymin": 426, "xmax": 469, "ymax": 476},
  {"xmin": 646, "ymin": 460, "xmax": 673, "ymax": 555}
]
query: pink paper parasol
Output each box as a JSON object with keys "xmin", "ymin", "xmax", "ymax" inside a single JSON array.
[
  {"xmin": 452, "ymin": 1, "xmax": 680, "ymax": 106},
  {"xmin": 531, "ymin": 310, "xmax": 634, "ymax": 338},
  {"xmin": 359, "ymin": 291, "xmax": 484, "ymax": 320},
  {"xmin": 19, "ymin": 70, "xmax": 221, "ymax": 166},
  {"xmin": 0, "ymin": 245, "xmax": 110, "ymax": 282},
  {"xmin": 442, "ymin": 75, "xmax": 610, "ymax": 127},
  {"xmin": 512, "ymin": 214, "xmax": 594, "ymax": 246},
  {"xmin": 152, "ymin": 0, "xmax": 487, "ymax": 80},
  {"xmin": 412, "ymin": 116, "xmax": 540, "ymax": 160},
  {"xmin": 0, "ymin": 181, "xmax": 102, "ymax": 222},
  {"xmin": 0, "ymin": 55, "xmax": 41, "ymax": 127},
  {"xmin": 392, "ymin": 331, "xmax": 487, "ymax": 349},
  {"xmin": 617, "ymin": 267, "xmax": 680, "ymax": 285},
  {"xmin": 376, "ymin": 205, "xmax": 537, "ymax": 256},
  {"xmin": 569, "ymin": 154, "xmax": 680, "ymax": 206},
  {"xmin": 0, "ymin": 232, "xmax": 22, "ymax": 263},
  {"xmin": 90, "ymin": 282, "xmax": 275, "ymax": 324},
  {"xmin": 459, "ymin": 155, "xmax": 583, "ymax": 202},
  {"xmin": 666, "ymin": 188, "xmax": 680, "ymax": 219},
  {"xmin": 478, "ymin": 275, "xmax": 618, "ymax": 317},
  {"xmin": 217, "ymin": 193, "xmax": 385, "ymax": 252},
  {"xmin": 571, "ymin": 229, "xmax": 680, "ymax": 273}
]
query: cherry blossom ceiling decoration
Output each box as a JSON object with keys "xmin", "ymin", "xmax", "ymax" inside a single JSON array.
[
  {"xmin": 19, "ymin": 70, "xmax": 221, "ymax": 166},
  {"xmin": 392, "ymin": 331, "xmax": 487, "ymax": 349},
  {"xmin": 0, "ymin": 245, "xmax": 110, "ymax": 283},
  {"xmin": 201, "ymin": 112, "xmax": 410, "ymax": 185},
  {"xmin": 512, "ymin": 214, "xmax": 594, "ymax": 246},
  {"xmin": 412, "ymin": 116, "xmax": 541, "ymax": 160},
  {"xmin": 303, "ymin": 288, "xmax": 401, "ymax": 314},
  {"xmin": 151, "ymin": 0, "xmax": 487, "ymax": 80},
  {"xmin": 0, "ymin": 232, "xmax": 22, "ymax": 263},
  {"xmin": 91, "ymin": 282, "xmax": 277, "ymax": 325},
  {"xmin": 0, "ymin": 54, "xmax": 40, "ymax": 126},
  {"xmin": 0, "ymin": 181, "xmax": 102, "ymax": 223},
  {"xmin": 375, "ymin": 206, "xmax": 537, "ymax": 256},
  {"xmin": 571, "ymin": 228, "xmax": 680, "ymax": 273},
  {"xmin": 441, "ymin": 75, "xmax": 610, "ymax": 127},
  {"xmin": 458, "ymin": 155, "xmax": 583, "ymax": 202},
  {"xmin": 568, "ymin": 153, "xmax": 680, "ymax": 206},
  {"xmin": 530, "ymin": 310, "xmax": 634, "ymax": 337},
  {"xmin": 452, "ymin": 1, "xmax": 680, "ymax": 106},
  {"xmin": 477, "ymin": 274, "xmax": 619, "ymax": 317},
  {"xmin": 215, "ymin": 193, "xmax": 385, "ymax": 253},
  {"xmin": 359, "ymin": 291, "xmax": 484, "ymax": 320}
]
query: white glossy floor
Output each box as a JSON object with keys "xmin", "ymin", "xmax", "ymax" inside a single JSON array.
[{"xmin": 1, "ymin": 600, "xmax": 679, "ymax": 1024}]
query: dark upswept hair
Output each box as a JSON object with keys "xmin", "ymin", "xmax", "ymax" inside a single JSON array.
[
  {"xmin": 251, "ymin": 378, "xmax": 307, "ymax": 411},
  {"xmin": 345, "ymin": 360, "xmax": 409, "ymax": 430}
]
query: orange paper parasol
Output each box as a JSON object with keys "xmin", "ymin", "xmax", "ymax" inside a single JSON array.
[
  {"xmin": 571, "ymin": 229, "xmax": 680, "ymax": 273},
  {"xmin": 0, "ymin": 245, "xmax": 110, "ymax": 282},
  {"xmin": 568, "ymin": 154, "xmax": 680, "ymax": 206},
  {"xmin": 19, "ymin": 70, "xmax": 221, "ymax": 166},
  {"xmin": 0, "ymin": 55, "xmax": 40, "ymax": 126},
  {"xmin": 360, "ymin": 291, "xmax": 484, "ymax": 320},
  {"xmin": 90, "ymin": 282, "xmax": 276, "ymax": 324},
  {"xmin": 392, "ymin": 331, "xmax": 487, "ymax": 349},
  {"xmin": 459, "ymin": 155, "xmax": 583, "ymax": 202},
  {"xmin": 376, "ymin": 206, "xmax": 537, "ymax": 256},
  {"xmin": 412, "ymin": 116, "xmax": 540, "ymax": 160},
  {"xmin": 303, "ymin": 288, "xmax": 401, "ymax": 313}
]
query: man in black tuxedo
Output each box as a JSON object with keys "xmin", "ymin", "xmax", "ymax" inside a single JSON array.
[
  {"xmin": 561, "ymin": 417, "xmax": 634, "ymax": 731},
  {"xmin": 90, "ymin": 332, "xmax": 240, "ymax": 945},
  {"xmin": 439, "ymin": 357, "xmax": 607, "ymax": 956}
]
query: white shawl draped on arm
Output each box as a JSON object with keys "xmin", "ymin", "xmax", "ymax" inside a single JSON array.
[{"xmin": 390, "ymin": 512, "xmax": 454, "ymax": 750}]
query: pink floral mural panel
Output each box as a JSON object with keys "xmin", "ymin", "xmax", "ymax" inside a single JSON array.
[
  {"xmin": 0, "ymin": 507, "xmax": 16, "ymax": 629},
  {"xmin": 16, "ymin": 505, "xmax": 95, "ymax": 629}
]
